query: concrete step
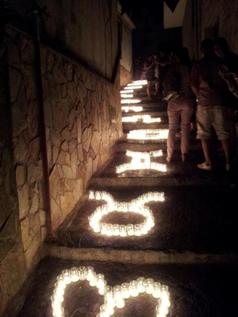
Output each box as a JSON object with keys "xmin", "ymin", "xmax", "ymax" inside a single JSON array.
[
  {"xmin": 17, "ymin": 256, "xmax": 238, "ymax": 317},
  {"xmin": 123, "ymin": 122, "xmax": 168, "ymax": 131},
  {"xmin": 55, "ymin": 186, "xmax": 238, "ymax": 253},
  {"xmin": 114, "ymin": 141, "xmax": 201, "ymax": 153},
  {"xmin": 122, "ymin": 111, "xmax": 167, "ymax": 117}
]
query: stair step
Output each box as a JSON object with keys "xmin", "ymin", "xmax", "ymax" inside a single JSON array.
[
  {"xmin": 17, "ymin": 256, "xmax": 238, "ymax": 317},
  {"xmin": 46, "ymin": 245, "xmax": 238, "ymax": 264},
  {"xmin": 123, "ymin": 123, "xmax": 168, "ymax": 131},
  {"xmin": 56, "ymin": 186, "xmax": 237, "ymax": 254},
  {"xmin": 114, "ymin": 141, "xmax": 201, "ymax": 152},
  {"xmin": 89, "ymin": 175, "xmax": 232, "ymax": 187}
]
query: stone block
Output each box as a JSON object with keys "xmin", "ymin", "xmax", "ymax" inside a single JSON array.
[
  {"xmin": 27, "ymin": 162, "xmax": 42, "ymax": 183},
  {"xmin": 60, "ymin": 191, "xmax": 75, "ymax": 216},
  {"xmin": 9, "ymin": 68, "xmax": 22, "ymax": 104},
  {"xmin": 49, "ymin": 164, "xmax": 61, "ymax": 199},
  {"xmin": 77, "ymin": 143, "xmax": 83, "ymax": 162},
  {"xmin": 50, "ymin": 198, "xmax": 61, "ymax": 229},
  {"xmin": 70, "ymin": 151, "xmax": 78, "ymax": 166},
  {"xmin": 14, "ymin": 136, "xmax": 28, "ymax": 162},
  {"xmin": 29, "ymin": 191, "xmax": 39, "ymax": 214},
  {"xmin": 68, "ymin": 139, "xmax": 77, "ymax": 153},
  {"xmin": 39, "ymin": 209, "xmax": 46, "ymax": 227},
  {"xmin": 20, "ymin": 217, "xmax": 30, "ymax": 251},
  {"xmin": 82, "ymin": 126, "xmax": 92, "ymax": 152},
  {"xmin": 77, "ymin": 116, "xmax": 82, "ymax": 143},
  {"xmin": 41, "ymin": 226, "xmax": 47, "ymax": 242},
  {"xmin": 57, "ymin": 150, "xmax": 71, "ymax": 165},
  {"xmin": 91, "ymin": 130, "xmax": 101, "ymax": 155},
  {"xmin": 62, "ymin": 165, "xmax": 75, "ymax": 179},
  {"xmin": 16, "ymin": 165, "xmax": 26, "ymax": 187},
  {"xmin": 24, "ymin": 229, "xmax": 41, "ymax": 270},
  {"xmin": 61, "ymin": 141, "xmax": 68, "ymax": 152},
  {"xmin": 17, "ymin": 184, "xmax": 29, "ymax": 220}
]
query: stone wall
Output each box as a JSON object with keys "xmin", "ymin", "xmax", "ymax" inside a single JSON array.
[
  {"xmin": 7, "ymin": 28, "xmax": 46, "ymax": 273},
  {"xmin": 41, "ymin": 46, "xmax": 122, "ymax": 231},
  {"xmin": 183, "ymin": 0, "xmax": 238, "ymax": 59},
  {"xmin": 0, "ymin": 1, "xmax": 121, "ymax": 312},
  {"xmin": 0, "ymin": 32, "xmax": 28, "ymax": 316},
  {"xmin": 201, "ymin": 0, "xmax": 238, "ymax": 53},
  {"xmin": 120, "ymin": 64, "xmax": 132, "ymax": 87},
  {"xmin": 1, "ymin": 23, "xmax": 121, "ymax": 315},
  {"xmin": 120, "ymin": 13, "xmax": 135, "ymax": 86},
  {"xmin": 38, "ymin": 0, "xmax": 119, "ymax": 79}
]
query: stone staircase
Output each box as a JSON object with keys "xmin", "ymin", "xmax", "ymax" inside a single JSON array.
[{"xmin": 17, "ymin": 81, "xmax": 238, "ymax": 316}]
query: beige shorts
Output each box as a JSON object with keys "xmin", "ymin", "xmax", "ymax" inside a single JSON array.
[{"xmin": 196, "ymin": 105, "xmax": 231, "ymax": 140}]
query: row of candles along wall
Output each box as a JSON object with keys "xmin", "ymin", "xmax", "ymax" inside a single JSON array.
[{"xmin": 51, "ymin": 266, "xmax": 171, "ymax": 317}]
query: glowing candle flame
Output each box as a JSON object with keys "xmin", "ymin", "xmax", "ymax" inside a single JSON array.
[
  {"xmin": 121, "ymin": 99, "xmax": 142, "ymax": 104},
  {"xmin": 88, "ymin": 191, "xmax": 165, "ymax": 237},
  {"xmin": 127, "ymin": 129, "xmax": 169, "ymax": 140},
  {"xmin": 122, "ymin": 114, "xmax": 161, "ymax": 123},
  {"xmin": 124, "ymin": 85, "xmax": 143, "ymax": 90},
  {"xmin": 51, "ymin": 267, "xmax": 171, "ymax": 317},
  {"xmin": 122, "ymin": 106, "xmax": 143, "ymax": 113},
  {"xmin": 121, "ymin": 93, "xmax": 134, "ymax": 98},
  {"xmin": 120, "ymin": 89, "xmax": 134, "ymax": 93},
  {"xmin": 130, "ymin": 80, "xmax": 148, "ymax": 85}
]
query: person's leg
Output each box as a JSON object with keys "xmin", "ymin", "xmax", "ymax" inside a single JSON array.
[
  {"xmin": 196, "ymin": 105, "xmax": 212, "ymax": 169},
  {"xmin": 200, "ymin": 138, "xmax": 212, "ymax": 165},
  {"xmin": 180, "ymin": 104, "xmax": 193, "ymax": 161},
  {"xmin": 167, "ymin": 102, "xmax": 180, "ymax": 162},
  {"xmin": 220, "ymin": 139, "xmax": 231, "ymax": 167},
  {"xmin": 213, "ymin": 106, "xmax": 231, "ymax": 169},
  {"xmin": 147, "ymin": 81, "xmax": 153, "ymax": 99}
]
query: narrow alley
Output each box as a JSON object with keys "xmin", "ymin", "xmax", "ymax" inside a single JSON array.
[{"xmin": 18, "ymin": 81, "xmax": 238, "ymax": 316}]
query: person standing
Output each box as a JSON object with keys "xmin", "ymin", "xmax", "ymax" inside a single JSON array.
[
  {"xmin": 191, "ymin": 39, "xmax": 232, "ymax": 171},
  {"xmin": 214, "ymin": 37, "xmax": 238, "ymax": 159},
  {"xmin": 163, "ymin": 48, "xmax": 194, "ymax": 163}
]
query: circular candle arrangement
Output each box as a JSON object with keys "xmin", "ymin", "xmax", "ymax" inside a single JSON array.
[
  {"xmin": 88, "ymin": 191, "xmax": 165, "ymax": 237},
  {"xmin": 51, "ymin": 266, "xmax": 171, "ymax": 317},
  {"xmin": 116, "ymin": 150, "xmax": 167, "ymax": 174}
]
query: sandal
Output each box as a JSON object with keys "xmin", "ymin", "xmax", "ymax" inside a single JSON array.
[{"xmin": 197, "ymin": 162, "xmax": 212, "ymax": 171}]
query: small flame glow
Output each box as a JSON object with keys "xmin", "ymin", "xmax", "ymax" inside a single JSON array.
[
  {"xmin": 131, "ymin": 80, "xmax": 148, "ymax": 85},
  {"xmin": 124, "ymin": 85, "xmax": 143, "ymax": 90},
  {"xmin": 122, "ymin": 106, "xmax": 143, "ymax": 113},
  {"xmin": 122, "ymin": 114, "xmax": 161, "ymax": 123},
  {"xmin": 127, "ymin": 129, "xmax": 169, "ymax": 140},
  {"xmin": 51, "ymin": 266, "xmax": 171, "ymax": 317},
  {"xmin": 120, "ymin": 89, "xmax": 134, "ymax": 93},
  {"xmin": 121, "ymin": 94, "xmax": 134, "ymax": 98},
  {"xmin": 127, "ymin": 81, "xmax": 147, "ymax": 86},
  {"xmin": 88, "ymin": 191, "xmax": 165, "ymax": 237},
  {"xmin": 121, "ymin": 99, "xmax": 142, "ymax": 104}
]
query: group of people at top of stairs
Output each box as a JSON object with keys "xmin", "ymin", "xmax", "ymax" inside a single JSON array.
[{"xmin": 136, "ymin": 38, "xmax": 238, "ymax": 172}]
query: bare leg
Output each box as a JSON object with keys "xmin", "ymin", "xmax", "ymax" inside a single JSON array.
[
  {"xmin": 200, "ymin": 138, "xmax": 211, "ymax": 164},
  {"xmin": 220, "ymin": 139, "xmax": 230, "ymax": 164}
]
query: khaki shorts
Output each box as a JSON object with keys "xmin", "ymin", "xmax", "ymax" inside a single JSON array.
[{"xmin": 196, "ymin": 105, "xmax": 231, "ymax": 140}]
